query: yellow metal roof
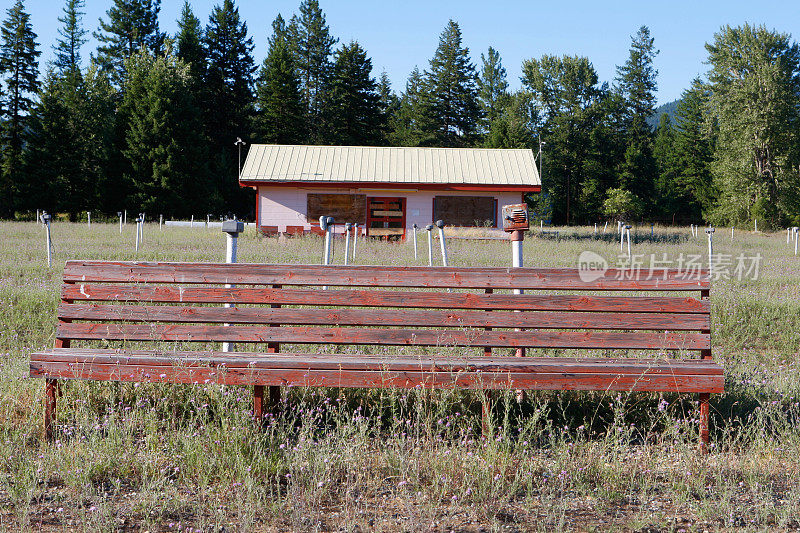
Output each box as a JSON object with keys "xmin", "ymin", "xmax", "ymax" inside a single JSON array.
[{"xmin": 240, "ymin": 145, "xmax": 540, "ymax": 186}]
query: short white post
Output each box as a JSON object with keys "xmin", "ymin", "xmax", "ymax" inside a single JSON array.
[
  {"xmin": 222, "ymin": 220, "xmax": 244, "ymax": 353},
  {"xmin": 352, "ymin": 223, "xmax": 358, "ymax": 262},
  {"xmin": 321, "ymin": 216, "xmax": 333, "ymax": 266},
  {"xmin": 118, "ymin": 212, "xmax": 123, "ymax": 234},
  {"xmin": 435, "ymin": 220, "xmax": 448, "ymax": 267},
  {"xmin": 620, "ymin": 223, "xmax": 625, "ymax": 252},
  {"xmin": 594, "ymin": 222, "xmax": 597, "ymax": 234},
  {"xmin": 159, "ymin": 214, "xmax": 163, "ymax": 230},
  {"xmin": 603, "ymin": 221, "xmax": 607, "ymax": 234},
  {"xmin": 706, "ymin": 227, "xmax": 715, "ymax": 274},
  {"xmin": 344, "ymin": 223, "xmax": 352, "ymax": 266},
  {"xmin": 135, "ymin": 217, "xmax": 141, "ymax": 252},
  {"xmin": 42, "ymin": 212, "xmax": 52, "ymax": 267},
  {"xmin": 124, "ymin": 210, "xmax": 127, "ymax": 225},
  {"xmin": 540, "ymin": 220, "xmax": 543, "ymax": 231},
  {"xmin": 625, "ymin": 225, "xmax": 632, "ymax": 258},
  {"xmin": 87, "ymin": 211, "xmax": 91, "ymax": 228},
  {"xmin": 510, "ymin": 229, "xmax": 525, "ymax": 361},
  {"xmin": 138, "ymin": 214, "xmax": 144, "ymax": 244},
  {"xmin": 425, "ymin": 224, "xmax": 434, "ymax": 266},
  {"xmin": 206, "ymin": 214, "xmax": 210, "ymax": 228},
  {"xmin": 36, "ymin": 209, "xmax": 40, "ymax": 226},
  {"xmin": 190, "ymin": 215, "xmax": 194, "ymax": 228},
  {"xmin": 755, "ymin": 219, "xmax": 758, "ymax": 232},
  {"xmin": 794, "ymin": 227, "xmax": 798, "ymax": 256},
  {"xmin": 731, "ymin": 226, "xmax": 734, "ymax": 241},
  {"xmin": 412, "ymin": 223, "xmax": 418, "ymax": 260}
]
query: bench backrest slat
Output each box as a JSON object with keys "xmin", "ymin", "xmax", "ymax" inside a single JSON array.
[
  {"xmin": 61, "ymin": 284, "xmax": 710, "ymax": 313},
  {"xmin": 56, "ymin": 323, "xmax": 711, "ymax": 350},
  {"xmin": 63, "ymin": 261, "xmax": 710, "ymax": 291},
  {"xmin": 58, "ymin": 303, "xmax": 711, "ymax": 331}
]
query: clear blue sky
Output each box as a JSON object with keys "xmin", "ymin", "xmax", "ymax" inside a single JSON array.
[{"xmin": 20, "ymin": 0, "xmax": 800, "ymax": 105}]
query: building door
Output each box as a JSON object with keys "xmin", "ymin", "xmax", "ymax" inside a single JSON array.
[{"xmin": 366, "ymin": 197, "xmax": 405, "ymax": 239}]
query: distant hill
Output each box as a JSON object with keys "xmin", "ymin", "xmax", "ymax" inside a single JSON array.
[{"xmin": 647, "ymin": 99, "xmax": 681, "ymax": 129}]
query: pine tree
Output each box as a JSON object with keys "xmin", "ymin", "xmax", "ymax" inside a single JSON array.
[
  {"xmin": 203, "ymin": 0, "xmax": 256, "ymax": 214},
  {"xmin": 326, "ymin": 41, "xmax": 384, "ymax": 145},
  {"xmin": 477, "ymin": 46, "xmax": 508, "ymax": 131},
  {"xmin": 53, "ymin": 0, "xmax": 87, "ymax": 77},
  {"xmin": 377, "ymin": 71, "xmax": 398, "ymax": 145},
  {"xmin": 94, "ymin": 0, "xmax": 164, "ymax": 86},
  {"xmin": 652, "ymin": 113, "xmax": 682, "ymax": 219},
  {"xmin": 255, "ymin": 15, "xmax": 305, "ymax": 144},
  {"xmin": 0, "ymin": 0, "xmax": 40, "ymax": 215},
  {"xmin": 175, "ymin": 0, "xmax": 204, "ymax": 87},
  {"xmin": 522, "ymin": 54, "xmax": 609, "ymax": 223},
  {"xmin": 121, "ymin": 50, "xmax": 212, "ymax": 216},
  {"xmin": 388, "ymin": 67, "xmax": 436, "ymax": 146},
  {"xmin": 485, "ymin": 91, "xmax": 535, "ymax": 149},
  {"xmin": 426, "ymin": 20, "xmax": 481, "ymax": 146},
  {"xmin": 615, "ymin": 26, "xmax": 659, "ymax": 214},
  {"xmin": 288, "ymin": 0, "xmax": 337, "ymax": 143},
  {"xmin": 673, "ymin": 78, "xmax": 715, "ymax": 217}
]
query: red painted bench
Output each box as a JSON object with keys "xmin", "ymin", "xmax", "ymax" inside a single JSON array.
[{"xmin": 30, "ymin": 261, "xmax": 721, "ymax": 449}]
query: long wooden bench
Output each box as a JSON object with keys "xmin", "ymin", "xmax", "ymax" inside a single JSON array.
[{"xmin": 30, "ymin": 261, "xmax": 722, "ymax": 449}]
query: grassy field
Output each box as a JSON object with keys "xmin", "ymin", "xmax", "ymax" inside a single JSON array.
[{"xmin": 1, "ymin": 221, "xmax": 799, "ymax": 532}]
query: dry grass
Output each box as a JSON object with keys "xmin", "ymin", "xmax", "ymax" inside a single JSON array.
[{"xmin": 1, "ymin": 221, "xmax": 799, "ymax": 531}]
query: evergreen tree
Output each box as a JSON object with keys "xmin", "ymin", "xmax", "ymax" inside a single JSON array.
[
  {"xmin": 615, "ymin": 26, "xmax": 659, "ymax": 214},
  {"xmin": 326, "ymin": 41, "xmax": 384, "ymax": 145},
  {"xmin": 94, "ymin": 0, "xmax": 164, "ymax": 86},
  {"xmin": 426, "ymin": 20, "xmax": 481, "ymax": 146},
  {"xmin": 22, "ymin": 64, "xmax": 116, "ymax": 215},
  {"xmin": 705, "ymin": 24, "xmax": 800, "ymax": 227},
  {"xmin": 652, "ymin": 113, "xmax": 682, "ymax": 220},
  {"xmin": 522, "ymin": 54, "xmax": 611, "ymax": 224},
  {"xmin": 673, "ymin": 79, "xmax": 715, "ymax": 218},
  {"xmin": 0, "ymin": 0, "xmax": 39, "ymax": 215},
  {"xmin": 388, "ymin": 67, "xmax": 436, "ymax": 146},
  {"xmin": 203, "ymin": 0, "xmax": 256, "ymax": 214},
  {"xmin": 288, "ymin": 0, "xmax": 337, "ymax": 143},
  {"xmin": 121, "ymin": 50, "xmax": 212, "ymax": 216},
  {"xmin": 485, "ymin": 91, "xmax": 535, "ymax": 149},
  {"xmin": 175, "ymin": 0, "xmax": 205, "ymax": 87},
  {"xmin": 255, "ymin": 15, "xmax": 305, "ymax": 144},
  {"xmin": 377, "ymin": 71, "xmax": 398, "ymax": 145},
  {"xmin": 477, "ymin": 46, "xmax": 509, "ymax": 131},
  {"xmin": 53, "ymin": 0, "xmax": 87, "ymax": 77}
]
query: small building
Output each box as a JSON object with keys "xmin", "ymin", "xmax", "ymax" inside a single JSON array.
[{"xmin": 239, "ymin": 144, "xmax": 540, "ymax": 238}]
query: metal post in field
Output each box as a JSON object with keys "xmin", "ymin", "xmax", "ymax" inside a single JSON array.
[
  {"xmin": 138, "ymin": 214, "xmax": 144, "ymax": 244},
  {"xmin": 159, "ymin": 214, "xmax": 163, "ymax": 230},
  {"xmin": 755, "ymin": 219, "xmax": 758, "ymax": 232},
  {"xmin": 190, "ymin": 215, "xmax": 194, "ymax": 228},
  {"xmin": 87, "ymin": 211, "xmax": 91, "ymax": 228},
  {"xmin": 603, "ymin": 221, "xmax": 607, "ymax": 234},
  {"xmin": 412, "ymin": 223, "xmax": 418, "ymax": 260},
  {"xmin": 118, "ymin": 212, "xmax": 123, "ymax": 234},
  {"xmin": 706, "ymin": 227, "xmax": 715, "ymax": 274},
  {"xmin": 794, "ymin": 227, "xmax": 799, "ymax": 256},
  {"xmin": 435, "ymin": 220, "xmax": 448, "ymax": 267},
  {"xmin": 352, "ymin": 223, "xmax": 358, "ymax": 262},
  {"xmin": 135, "ymin": 217, "xmax": 141, "ymax": 252},
  {"xmin": 321, "ymin": 216, "xmax": 332, "ymax": 266},
  {"xmin": 594, "ymin": 222, "xmax": 597, "ymax": 234},
  {"xmin": 500, "ymin": 204, "xmax": 529, "ymax": 375},
  {"xmin": 206, "ymin": 214, "xmax": 210, "ymax": 228},
  {"xmin": 36, "ymin": 209, "xmax": 40, "ymax": 226},
  {"xmin": 425, "ymin": 224, "xmax": 433, "ymax": 266},
  {"xmin": 42, "ymin": 212, "xmax": 52, "ymax": 267},
  {"xmin": 344, "ymin": 223, "xmax": 352, "ymax": 266},
  {"xmin": 620, "ymin": 223, "xmax": 625, "ymax": 252},
  {"xmin": 222, "ymin": 220, "xmax": 244, "ymax": 353},
  {"xmin": 124, "ymin": 210, "xmax": 127, "ymax": 225},
  {"xmin": 625, "ymin": 225, "xmax": 632, "ymax": 258},
  {"xmin": 731, "ymin": 226, "xmax": 734, "ymax": 241}
]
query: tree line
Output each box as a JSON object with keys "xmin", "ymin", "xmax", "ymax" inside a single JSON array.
[{"xmin": 0, "ymin": 0, "xmax": 798, "ymax": 226}]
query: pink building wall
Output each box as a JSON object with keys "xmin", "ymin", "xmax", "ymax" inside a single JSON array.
[{"xmin": 256, "ymin": 186, "xmax": 525, "ymax": 234}]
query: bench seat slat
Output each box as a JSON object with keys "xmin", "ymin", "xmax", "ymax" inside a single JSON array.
[
  {"xmin": 31, "ymin": 349, "xmax": 724, "ymax": 375},
  {"xmin": 58, "ymin": 304, "xmax": 711, "ymax": 331},
  {"xmin": 61, "ymin": 285, "xmax": 711, "ymax": 314},
  {"xmin": 30, "ymin": 360, "xmax": 724, "ymax": 393},
  {"xmin": 63, "ymin": 262, "xmax": 710, "ymax": 291},
  {"xmin": 56, "ymin": 323, "xmax": 711, "ymax": 350}
]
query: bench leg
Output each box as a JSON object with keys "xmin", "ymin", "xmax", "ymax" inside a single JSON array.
[
  {"xmin": 45, "ymin": 378, "xmax": 57, "ymax": 441},
  {"xmin": 699, "ymin": 393, "xmax": 710, "ymax": 453},
  {"xmin": 253, "ymin": 385, "xmax": 265, "ymax": 420}
]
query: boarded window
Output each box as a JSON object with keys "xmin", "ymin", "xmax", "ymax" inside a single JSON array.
[
  {"xmin": 433, "ymin": 196, "xmax": 496, "ymax": 227},
  {"xmin": 307, "ymin": 194, "xmax": 366, "ymax": 223}
]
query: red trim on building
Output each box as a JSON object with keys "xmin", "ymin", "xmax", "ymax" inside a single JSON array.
[{"xmin": 240, "ymin": 180, "xmax": 540, "ymax": 193}]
